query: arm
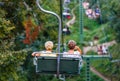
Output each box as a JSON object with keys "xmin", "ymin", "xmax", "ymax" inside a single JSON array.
[{"xmin": 75, "ymin": 46, "xmax": 82, "ymax": 55}]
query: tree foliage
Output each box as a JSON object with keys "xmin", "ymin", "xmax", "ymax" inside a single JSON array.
[
  {"xmin": 100, "ymin": 0, "xmax": 120, "ymax": 42},
  {"xmin": 109, "ymin": 0, "xmax": 120, "ymax": 42},
  {"xmin": 0, "ymin": 0, "xmax": 60, "ymax": 81},
  {"xmin": 0, "ymin": 8, "xmax": 15, "ymax": 39},
  {"xmin": 0, "ymin": 0, "xmax": 120, "ymax": 81},
  {"xmin": 0, "ymin": 48, "xmax": 28, "ymax": 81}
]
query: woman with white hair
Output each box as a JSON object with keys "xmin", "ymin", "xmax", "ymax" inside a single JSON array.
[
  {"xmin": 44, "ymin": 41, "xmax": 54, "ymax": 52},
  {"xmin": 32, "ymin": 41, "xmax": 56, "ymax": 57}
]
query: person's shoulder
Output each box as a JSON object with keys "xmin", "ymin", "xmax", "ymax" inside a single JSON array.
[
  {"xmin": 63, "ymin": 52, "xmax": 68, "ymax": 54},
  {"xmin": 41, "ymin": 50, "xmax": 46, "ymax": 53},
  {"xmin": 74, "ymin": 51, "xmax": 80, "ymax": 54}
]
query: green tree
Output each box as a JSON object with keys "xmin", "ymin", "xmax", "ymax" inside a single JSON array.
[
  {"xmin": 101, "ymin": 0, "xmax": 120, "ymax": 42},
  {"xmin": 0, "ymin": 7, "xmax": 29, "ymax": 81},
  {"xmin": 0, "ymin": 0, "xmax": 61, "ymax": 81}
]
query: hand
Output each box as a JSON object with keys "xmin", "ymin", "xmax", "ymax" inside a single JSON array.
[
  {"xmin": 32, "ymin": 52, "xmax": 40, "ymax": 56},
  {"xmin": 74, "ymin": 46, "xmax": 79, "ymax": 50}
]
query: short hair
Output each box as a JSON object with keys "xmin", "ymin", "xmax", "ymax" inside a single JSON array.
[
  {"xmin": 68, "ymin": 40, "xmax": 76, "ymax": 49},
  {"xmin": 45, "ymin": 41, "xmax": 54, "ymax": 50}
]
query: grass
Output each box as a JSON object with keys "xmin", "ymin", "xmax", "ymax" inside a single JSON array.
[
  {"xmin": 63, "ymin": 3, "xmax": 116, "ymax": 46},
  {"xmin": 89, "ymin": 43, "xmax": 120, "ymax": 81}
]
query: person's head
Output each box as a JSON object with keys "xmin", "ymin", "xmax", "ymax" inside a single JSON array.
[
  {"xmin": 68, "ymin": 40, "xmax": 76, "ymax": 49},
  {"xmin": 45, "ymin": 41, "xmax": 54, "ymax": 50},
  {"xmin": 100, "ymin": 45, "xmax": 102, "ymax": 49}
]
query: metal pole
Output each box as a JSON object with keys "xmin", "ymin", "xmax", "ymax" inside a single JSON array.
[
  {"xmin": 86, "ymin": 58, "xmax": 91, "ymax": 81},
  {"xmin": 36, "ymin": 0, "xmax": 62, "ymax": 77},
  {"xmin": 60, "ymin": 0, "xmax": 64, "ymax": 52},
  {"xmin": 79, "ymin": 0, "xmax": 83, "ymax": 49}
]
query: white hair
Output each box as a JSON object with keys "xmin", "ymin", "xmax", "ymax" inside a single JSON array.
[
  {"xmin": 45, "ymin": 41, "xmax": 53, "ymax": 50},
  {"xmin": 68, "ymin": 40, "xmax": 76, "ymax": 45}
]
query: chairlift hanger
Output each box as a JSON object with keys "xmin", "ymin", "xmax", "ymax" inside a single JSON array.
[
  {"xmin": 35, "ymin": 0, "xmax": 82, "ymax": 78},
  {"xmin": 36, "ymin": 0, "xmax": 62, "ymax": 77}
]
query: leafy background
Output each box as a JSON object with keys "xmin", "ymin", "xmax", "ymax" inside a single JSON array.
[{"xmin": 0, "ymin": 0, "xmax": 120, "ymax": 81}]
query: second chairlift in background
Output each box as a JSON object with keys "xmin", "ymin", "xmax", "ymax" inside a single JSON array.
[
  {"xmin": 83, "ymin": 1, "xmax": 100, "ymax": 19},
  {"xmin": 85, "ymin": 7, "xmax": 100, "ymax": 19},
  {"xmin": 62, "ymin": 26, "xmax": 71, "ymax": 35}
]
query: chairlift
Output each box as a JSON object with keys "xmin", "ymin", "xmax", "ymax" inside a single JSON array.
[
  {"xmin": 62, "ymin": 12, "xmax": 71, "ymax": 19},
  {"xmin": 34, "ymin": 53, "xmax": 82, "ymax": 75},
  {"xmin": 34, "ymin": 0, "xmax": 112, "ymax": 81},
  {"xmin": 62, "ymin": 26, "xmax": 71, "ymax": 35},
  {"xmin": 35, "ymin": 0, "xmax": 81, "ymax": 78}
]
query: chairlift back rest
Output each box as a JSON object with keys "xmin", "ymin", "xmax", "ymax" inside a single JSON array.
[
  {"xmin": 40, "ymin": 53, "xmax": 57, "ymax": 57},
  {"xmin": 36, "ymin": 57, "xmax": 80, "ymax": 75},
  {"xmin": 36, "ymin": 57, "xmax": 57, "ymax": 74}
]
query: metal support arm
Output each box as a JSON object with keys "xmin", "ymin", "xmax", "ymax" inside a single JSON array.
[
  {"xmin": 36, "ymin": 0, "xmax": 62, "ymax": 77},
  {"xmin": 36, "ymin": 0, "xmax": 61, "ymax": 52}
]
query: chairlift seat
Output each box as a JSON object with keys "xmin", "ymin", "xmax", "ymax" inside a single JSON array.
[
  {"xmin": 36, "ymin": 57, "xmax": 57, "ymax": 74},
  {"xmin": 60, "ymin": 57, "xmax": 80, "ymax": 74},
  {"xmin": 62, "ymin": 12, "xmax": 71, "ymax": 16},
  {"xmin": 35, "ymin": 56, "xmax": 81, "ymax": 75}
]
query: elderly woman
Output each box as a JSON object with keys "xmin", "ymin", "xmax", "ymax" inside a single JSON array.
[
  {"xmin": 67, "ymin": 40, "xmax": 82, "ymax": 55},
  {"xmin": 32, "ymin": 41, "xmax": 56, "ymax": 57},
  {"xmin": 63, "ymin": 40, "xmax": 83, "ymax": 69}
]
